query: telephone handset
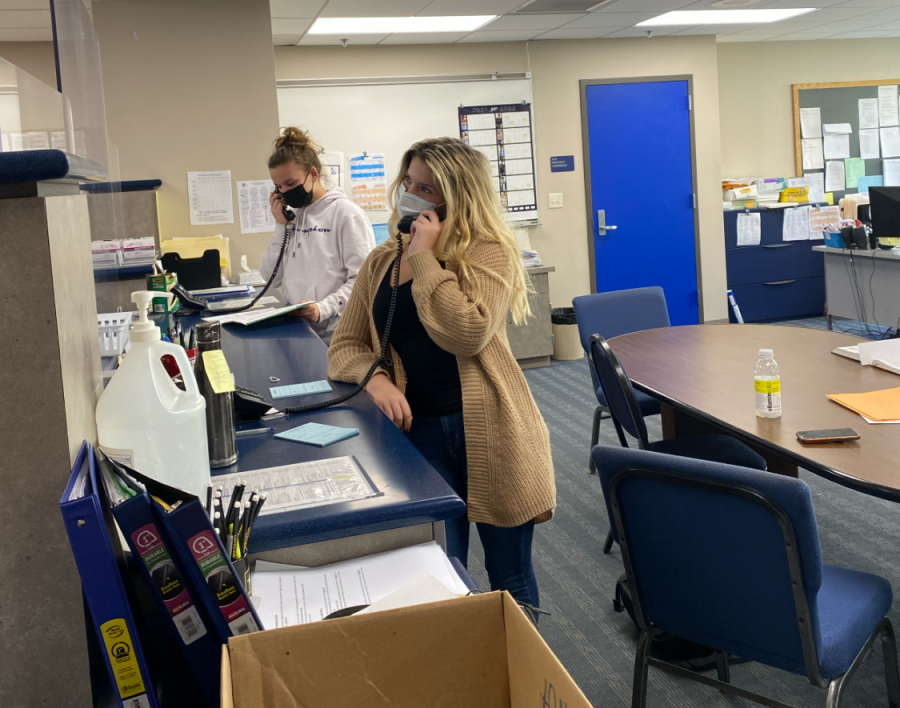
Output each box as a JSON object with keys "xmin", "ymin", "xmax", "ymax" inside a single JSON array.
[{"xmin": 273, "ymin": 186, "xmax": 296, "ymax": 222}]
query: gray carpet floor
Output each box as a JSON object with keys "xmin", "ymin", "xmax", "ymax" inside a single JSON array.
[{"xmin": 464, "ymin": 324, "xmax": 899, "ymax": 708}]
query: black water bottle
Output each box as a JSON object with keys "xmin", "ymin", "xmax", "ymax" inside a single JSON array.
[{"xmin": 194, "ymin": 321, "xmax": 238, "ymax": 468}]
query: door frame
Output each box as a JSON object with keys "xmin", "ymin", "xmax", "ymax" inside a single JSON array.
[{"xmin": 579, "ymin": 75, "xmax": 704, "ymax": 322}]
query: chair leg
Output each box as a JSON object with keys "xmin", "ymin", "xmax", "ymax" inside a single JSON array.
[
  {"xmin": 613, "ymin": 417, "xmax": 629, "ymax": 449},
  {"xmin": 588, "ymin": 406, "xmax": 605, "ymax": 474},
  {"xmin": 603, "ymin": 529, "xmax": 615, "ymax": 554},
  {"xmin": 882, "ymin": 620, "xmax": 900, "ymax": 708},
  {"xmin": 825, "ymin": 678, "xmax": 843, "ymax": 708},
  {"xmin": 632, "ymin": 631, "xmax": 652, "ymax": 708},
  {"xmin": 715, "ymin": 651, "xmax": 730, "ymax": 685}
]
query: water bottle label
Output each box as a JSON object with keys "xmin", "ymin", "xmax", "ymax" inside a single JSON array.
[{"xmin": 755, "ymin": 379, "xmax": 782, "ymax": 413}]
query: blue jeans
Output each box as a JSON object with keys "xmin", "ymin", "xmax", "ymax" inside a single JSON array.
[{"xmin": 406, "ymin": 412, "xmax": 539, "ymax": 608}]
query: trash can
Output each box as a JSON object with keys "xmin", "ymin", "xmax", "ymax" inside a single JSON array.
[{"xmin": 550, "ymin": 307, "xmax": 583, "ymax": 361}]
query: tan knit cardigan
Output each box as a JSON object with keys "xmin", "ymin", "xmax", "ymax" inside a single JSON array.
[{"xmin": 327, "ymin": 236, "xmax": 556, "ymax": 527}]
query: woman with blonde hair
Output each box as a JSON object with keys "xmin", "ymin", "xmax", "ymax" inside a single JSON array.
[
  {"xmin": 328, "ymin": 137, "xmax": 555, "ymax": 608},
  {"xmin": 261, "ymin": 127, "xmax": 375, "ymax": 344}
]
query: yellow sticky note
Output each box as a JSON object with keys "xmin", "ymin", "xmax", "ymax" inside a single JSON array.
[
  {"xmin": 824, "ymin": 193, "xmax": 834, "ymax": 205},
  {"xmin": 202, "ymin": 350, "xmax": 235, "ymax": 394}
]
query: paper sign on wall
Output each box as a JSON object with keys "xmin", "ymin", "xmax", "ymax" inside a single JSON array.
[
  {"xmin": 809, "ymin": 206, "xmax": 840, "ymax": 240},
  {"xmin": 320, "ymin": 151, "xmax": 345, "ymax": 191},
  {"xmin": 237, "ymin": 179, "xmax": 277, "ymax": 234},
  {"xmin": 783, "ymin": 205, "xmax": 811, "ymax": 242},
  {"xmin": 349, "ymin": 153, "xmax": 388, "ymax": 210},
  {"xmin": 188, "ymin": 170, "xmax": 234, "ymax": 226}
]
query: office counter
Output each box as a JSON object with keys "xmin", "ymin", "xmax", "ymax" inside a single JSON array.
[
  {"xmin": 812, "ymin": 246, "xmax": 900, "ymax": 330},
  {"xmin": 201, "ymin": 316, "xmax": 466, "ymax": 566}
]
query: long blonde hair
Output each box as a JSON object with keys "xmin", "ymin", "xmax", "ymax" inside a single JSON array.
[{"xmin": 388, "ymin": 137, "xmax": 531, "ymax": 324}]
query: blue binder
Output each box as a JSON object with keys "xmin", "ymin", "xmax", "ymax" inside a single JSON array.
[
  {"xmin": 106, "ymin": 462, "xmax": 263, "ymax": 641},
  {"xmin": 60, "ymin": 443, "xmax": 159, "ymax": 708},
  {"xmin": 100, "ymin": 456, "xmax": 221, "ymax": 708}
]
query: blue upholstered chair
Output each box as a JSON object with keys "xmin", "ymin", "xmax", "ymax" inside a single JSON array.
[
  {"xmin": 591, "ymin": 445, "xmax": 899, "ymax": 708},
  {"xmin": 590, "ymin": 333, "xmax": 767, "ymax": 553},
  {"xmin": 572, "ymin": 288, "xmax": 670, "ymax": 473}
]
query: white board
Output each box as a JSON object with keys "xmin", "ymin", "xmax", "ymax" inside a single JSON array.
[{"xmin": 276, "ymin": 78, "xmax": 538, "ymax": 226}]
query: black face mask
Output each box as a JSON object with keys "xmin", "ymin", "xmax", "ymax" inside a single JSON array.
[{"xmin": 279, "ymin": 180, "xmax": 313, "ymax": 210}]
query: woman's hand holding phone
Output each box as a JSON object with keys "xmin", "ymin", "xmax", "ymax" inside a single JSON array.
[
  {"xmin": 365, "ymin": 373, "xmax": 412, "ymax": 432},
  {"xmin": 269, "ymin": 189, "xmax": 290, "ymax": 225},
  {"xmin": 408, "ymin": 210, "xmax": 443, "ymax": 256}
]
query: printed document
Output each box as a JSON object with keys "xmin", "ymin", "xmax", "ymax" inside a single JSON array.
[
  {"xmin": 885, "ymin": 160, "xmax": 900, "ymax": 187},
  {"xmin": 252, "ymin": 542, "xmax": 470, "ymax": 628},
  {"xmin": 825, "ymin": 161, "xmax": 845, "ymax": 193},
  {"xmin": 736, "ymin": 212, "xmax": 761, "ymax": 246},
  {"xmin": 801, "ymin": 139, "xmax": 824, "ymax": 170},
  {"xmin": 881, "ymin": 127, "xmax": 900, "ymax": 159},
  {"xmin": 188, "ymin": 170, "xmax": 233, "ymax": 226},
  {"xmin": 782, "ymin": 205, "xmax": 810, "ymax": 242},
  {"xmin": 236, "ymin": 179, "xmax": 277, "ymax": 234},
  {"xmin": 844, "ymin": 158, "xmax": 866, "ymax": 190},
  {"xmin": 799, "ymin": 107, "xmax": 821, "ymax": 138},
  {"xmin": 878, "ymin": 85, "xmax": 899, "ymax": 127},
  {"xmin": 859, "ymin": 129, "xmax": 880, "ymax": 160},
  {"xmin": 823, "ymin": 133, "xmax": 850, "ymax": 160},
  {"xmin": 859, "ymin": 98, "xmax": 879, "ymax": 130}
]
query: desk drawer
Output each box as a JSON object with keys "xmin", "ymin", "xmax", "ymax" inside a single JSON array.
[
  {"xmin": 724, "ymin": 210, "xmax": 790, "ymax": 249},
  {"xmin": 726, "ymin": 243, "xmax": 824, "ymax": 286},
  {"xmin": 729, "ymin": 277, "xmax": 825, "ymax": 322}
]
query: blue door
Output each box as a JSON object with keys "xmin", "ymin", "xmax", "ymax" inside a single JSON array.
[{"xmin": 583, "ymin": 79, "xmax": 699, "ymax": 325}]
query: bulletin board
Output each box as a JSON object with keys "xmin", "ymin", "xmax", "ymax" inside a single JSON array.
[
  {"xmin": 276, "ymin": 73, "xmax": 539, "ymax": 226},
  {"xmin": 792, "ymin": 79, "xmax": 900, "ymax": 201}
]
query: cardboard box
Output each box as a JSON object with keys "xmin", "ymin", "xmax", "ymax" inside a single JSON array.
[
  {"xmin": 146, "ymin": 272, "xmax": 179, "ymax": 313},
  {"xmin": 221, "ymin": 592, "xmax": 592, "ymax": 708}
]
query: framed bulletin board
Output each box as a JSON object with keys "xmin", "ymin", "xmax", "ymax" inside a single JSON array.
[{"xmin": 792, "ymin": 79, "xmax": 900, "ymax": 201}]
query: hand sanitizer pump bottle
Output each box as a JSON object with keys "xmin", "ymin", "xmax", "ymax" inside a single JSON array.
[{"xmin": 96, "ymin": 291, "xmax": 211, "ymax": 496}]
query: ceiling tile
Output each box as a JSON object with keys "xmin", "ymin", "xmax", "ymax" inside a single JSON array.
[
  {"xmin": 319, "ymin": 0, "xmax": 431, "ymax": 17},
  {"xmin": 269, "ymin": 0, "xmax": 327, "ymax": 18},
  {"xmin": 0, "ymin": 9, "xmax": 50, "ymax": 26},
  {"xmin": 874, "ymin": 19, "xmax": 900, "ymax": 29},
  {"xmin": 827, "ymin": 29, "xmax": 900, "ymax": 37},
  {"xmin": 483, "ymin": 13, "xmax": 585, "ymax": 30},
  {"xmin": 796, "ymin": 6, "xmax": 880, "ymax": 22},
  {"xmin": 733, "ymin": 20, "xmax": 837, "ymax": 33},
  {"xmin": 456, "ymin": 29, "xmax": 546, "ymax": 41},
  {"xmin": 672, "ymin": 24, "xmax": 746, "ymax": 33},
  {"xmin": 560, "ymin": 11, "xmax": 661, "ymax": 27},
  {"xmin": 760, "ymin": 0, "xmax": 853, "ymax": 7},
  {"xmin": 272, "ymin": 34, "xmax": 303, "ymax": 45},
  {"xmin": 680, "ymin": 0, "xmax": 781, "ymax": 8},
  {"xmin": 0, "ymin": 26, "xmax": 52, "ymax": 40},
  {"xmin": 809, "ymin": 18, "xmax": 885, "ymax": 32},
  {"xmin": 417, "ymin": 0, "xmax": 523, "ymax": 14},
  {"xmin": 532, "ymin": 26, "xmax": 620, "ymax": 39},
  {"xmin": 298, "ymin": 32, "xmax": 390, "ymax": 44},
  {"xmin": 717, "ymin": 32, "xmax": 781, "ymax": 41},
  {"xmin": 592, "ymin": 0, "xmax": 694, "ymax": 12},
  {"xmin": 829, "ymin": 0, "xmax": 900, "ymax": 6},
  {"xmin": 378, "ymin": 30, "xmax": 471, "ymax": 42},
  {"xmin": 272, "ymin": 17, "xmax": 313, "ymax": 33},
  {"xmin": 0, "ymin": 0, "xmax": 48, "ymax": 8},
  {"xmin": 588, "ymin": 24, "xmax": 685, "ymax": 36},
  {"xmin": 849, "ymin": 6, "xmax": 900, "ymax": 21},
  {"xmin": 762, "ymin": 30, "xmax": 843, "ymax": 39}
]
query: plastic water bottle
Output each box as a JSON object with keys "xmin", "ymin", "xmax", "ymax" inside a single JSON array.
[
  {"xmin": 96, "ymin": 291, "xmax": 211, "ymax": 496},
  {"xmin": 754, "ymin": 348, "xmax": 782, "ymax": 419}
]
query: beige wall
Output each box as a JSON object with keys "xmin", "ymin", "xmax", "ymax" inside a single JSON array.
[
  {"xmin": 276, "ymin": 36, "xmax": 726, "ymax": 319},
  {"xmin": 93, "ymin": 0, "xmax": 280, "ymax": 268},
  {"xmin": 0, "ymin": 41, "xmax": 56, "ymax": 87},
  {"xmin": 718, "ymin": 39, "xmax": 900, "ymax": 179}
]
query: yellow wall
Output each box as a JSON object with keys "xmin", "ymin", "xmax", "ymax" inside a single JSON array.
[
  {"xmin": 92, "ymin": 0, "xmax": 280, "ymax": 268},
  {"xmin": 717, "ymin": 39, "xmax": 900, "ymax": 179},
  {"xmin": 0, "ymin": 41, "xmax": 57, "ymax": 87},
  {"xmin": 276, "ymin": 37, "xmax": 726, "ymax": 319}
]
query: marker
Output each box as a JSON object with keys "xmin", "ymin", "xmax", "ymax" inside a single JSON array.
[
  {"xmin": 205, "ymin": 483, "xmax": 213, "ymax": 515},
  {"xmin": 235, "ymin": 427, "xmax": 276, "ymax": 438}
]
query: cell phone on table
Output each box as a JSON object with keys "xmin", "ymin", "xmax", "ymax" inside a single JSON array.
[{"xmin": 796, "ymin": 428, "xmax": 860, "ymax": 444}]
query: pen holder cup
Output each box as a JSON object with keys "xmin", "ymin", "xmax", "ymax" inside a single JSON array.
[{"xmin": 233, "ymin": 557, "xmax": 251, "ymax": 595}]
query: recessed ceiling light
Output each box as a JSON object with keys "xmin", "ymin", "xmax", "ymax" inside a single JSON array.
[
  {"xmin": 308, "ymin": 16, "xmax": 497, "ymax": 35},
  {"xmin": 637, "ymin": 8, "xmax": 817, "ymax": 26}
]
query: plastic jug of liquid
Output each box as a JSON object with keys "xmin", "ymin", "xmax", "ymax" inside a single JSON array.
[
  {"xmin": 96, "ymin": 291, "xmax": 211, "ymax": 497},
  {"xmin": 754, "ymin": 348, "xmax": 782, "ymax": 419}
]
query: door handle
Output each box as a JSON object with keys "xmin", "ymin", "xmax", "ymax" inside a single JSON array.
[{"xmin": 597, "ymin": 210, "xmax": 617, "ymax": 236}]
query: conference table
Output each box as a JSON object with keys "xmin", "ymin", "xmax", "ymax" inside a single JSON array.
[{"xmin": 608, "ymin": 324, "xmax": 899, "ymax": 503}]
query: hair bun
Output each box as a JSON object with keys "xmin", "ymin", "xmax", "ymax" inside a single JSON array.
[{"xmin": 275, "ymin": 126, "xmax": 312, "ymax": 150}]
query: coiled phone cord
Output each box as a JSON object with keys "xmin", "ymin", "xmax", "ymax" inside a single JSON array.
[
  {"xmin": 212, "ymin": 226, "xmax": 293, "ymax": 314},
  {"xmin": 270, "ymin": 234, "xmax": 404, "ymax": 417}
]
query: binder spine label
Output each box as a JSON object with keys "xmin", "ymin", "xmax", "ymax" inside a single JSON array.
[
  {"xmin": 99, "ymin": 618, "xmax": 149, "ymax": 700},
  {"xmin": 187, "ymin": 530, "xmax": 259, "ymax": 636},
  {"xmin": 132, "ymin": 523, "xmax": 208, "ymax": 645}
]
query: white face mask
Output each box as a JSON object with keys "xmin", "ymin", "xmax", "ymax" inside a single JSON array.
[{"xmin": 397, "ymin": 182, "xmax": 438, "ymax": 220}]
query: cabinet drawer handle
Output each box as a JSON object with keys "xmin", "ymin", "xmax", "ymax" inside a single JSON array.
[
  {"xmin": 760, "ymin": 244, "xmax": 791, "ymax": 249},
  {"xmin": 762, "ymin": 279, "xmax": 796, "ymax": 286}
]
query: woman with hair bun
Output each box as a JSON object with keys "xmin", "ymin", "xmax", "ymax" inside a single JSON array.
[{"xmin": 261, "ymin": 126, "xmax": 375, "ymax": 344}]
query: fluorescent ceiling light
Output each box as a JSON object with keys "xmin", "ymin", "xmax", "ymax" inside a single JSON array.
[
  {"xmin": 637, "ymin": 8, "xmax": 816, "ymax": 26},
  {"xmin": 309, "ymin": 16, "xmax": 497, "ymax": 34}
]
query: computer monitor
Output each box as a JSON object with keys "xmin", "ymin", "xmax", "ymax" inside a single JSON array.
[{"xmin": 869, "ymin": 187, "xmax": 900, "ymax": 244}]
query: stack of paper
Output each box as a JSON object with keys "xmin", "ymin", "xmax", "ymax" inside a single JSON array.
[
  {"xmin": 91, "ymin": 239, "xmax": 121, "ymax": 268},
  {"xmin": 827, "ymin": 386, "xmax": 900, "ymax": 424},
  {"xmin": 523, "ymin": 249, "xmax": 543, "ymax": 268},
  {"xmin": 833, "ymin": 340, "xmax": 900, "ymax": 376},
  {"xmin": 120, "ymin": 237, "xmax": 156, "ymax": 265},
  {"xmin": 251, "ymin": 542, "xmax": 470, "ymax": 629},
  {"xmin": 202, "ymin": 300, "xmax": 315, "ymax": 326}
]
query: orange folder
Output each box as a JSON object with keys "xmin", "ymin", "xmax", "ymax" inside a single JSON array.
[{"xmin": 827, "ymin": 386, "xmax": 900, "ymax": 422}]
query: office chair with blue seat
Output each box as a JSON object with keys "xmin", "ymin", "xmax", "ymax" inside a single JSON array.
[
  {"xmin": 591, "ymin": 445, "xmax": 899, "ymax": 708},
  {"xmin": 572, "ymin": 287, "xmax": 670, "ymax": 473},
  {"xmin": 590, "ymin": 333, "xmax": 767, "ymax": 553}
]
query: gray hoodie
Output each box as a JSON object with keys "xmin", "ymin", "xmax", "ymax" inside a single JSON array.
[{"xmin": 260, "ymin": 188, "xmax": 375, "ymax": 344}]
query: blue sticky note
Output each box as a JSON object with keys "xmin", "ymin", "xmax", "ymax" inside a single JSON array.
[
  {"xmin": 372, "ymin": 223, "xmax": 391, "ymax": 245},
  {"xmin": 275, "ymin": 422, "xmax": 359, "ymax": 447},
  {"xmin": 269, "ymin": 380, "xmax": 332, "ymax": 399},
  {"xmin": 856, "ymin": 175, "xmax": 883, "ymax": 195},
  {"xmin": 550, "ymin": 155, "xmax": 575, "ymax": 172}
]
